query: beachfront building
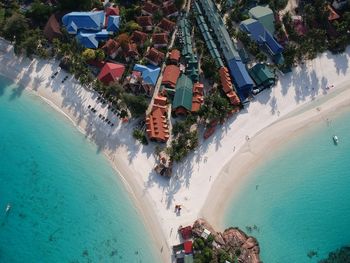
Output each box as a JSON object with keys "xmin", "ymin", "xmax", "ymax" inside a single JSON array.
[
  {"xmin": 240, "ymin": 18, "xmax": 284, "ymax": 65},
  {"xmin": 146, "ymin": 95, "xmax": 170, "ymax": 142},
  {"xmin": 219, "ymin": 67, "xmax": 241, "ymax": 106},
  {"xmin": 248, "ymin": 63, "xmax": 276, "ymax": 89},
  {"xmin": 62, "ymin": 10, "xmax": 120, "ymax": 48},
  {"xmin": 97, "ymin": 62, "xmax": 125, "ymax": 85},
  {"xmin": 248, "ymin": 6, "xmax": 275, "ymax": 35},
  {"xmin": 44, "ymin": 14, "xmax": 62, "ymax": 42},
  {"xmin": 196, "ymin": 0, "xmax": 254, "ymax": 100}
]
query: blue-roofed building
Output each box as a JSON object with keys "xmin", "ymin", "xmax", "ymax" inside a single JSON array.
[
  {"xmin": 228, "ymin": 59, "xmax": 254, "ymax": 99},
  {"xmin": 133, "ymin": 64, "xmax": 161, "ymax": 86},
  {"xmin": 107, "ymin": 15, "xmax": 120, "ymax": 32},
  {"xmin": 240, "ymin": 18, "xmax": 283, "ymax": 56},
  {"xmin": 196, "ymin": 0, "xmax": 254, "ymax": 100},
  {"xmin": 76, "ymin": 32, "xmax": 99, "ymax": 49},
  {"xmin": 62, "ymin": 11, "xmax": 105, "ymax": 34}
]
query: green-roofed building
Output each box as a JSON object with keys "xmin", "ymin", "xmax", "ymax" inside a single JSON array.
[
  {"xmin": 172, "ymin": 74, "xmax": 193, "ymax": 116},
  {"xmin": 248, "ymin": 63, "xmax": 276, "ymax": 88},
  {"xmin": 248, "ymin": 5, "xmax": 275, "ymax": 34}
]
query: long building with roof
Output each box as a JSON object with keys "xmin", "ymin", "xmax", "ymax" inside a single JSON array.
[
  {"xmin": 196, "ymin": 0, "xmax": 254, "ymax": 100},
  {"xmin": 192, "ymin": 1, "xmax": 224, "ymax": 68}
]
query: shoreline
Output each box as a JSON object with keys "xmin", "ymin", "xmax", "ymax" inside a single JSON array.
[
  {"xmin": 2, "ymin": 38, "xmax": 350, "ymax": 262},
  {"xmin": 202, "ymin": 85, "xmax": 350, "ymax": 230}
]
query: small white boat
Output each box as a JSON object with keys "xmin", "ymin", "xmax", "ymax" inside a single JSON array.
[
  {"xmin": 333, "ymin": 135, "xmax": 339, "ymax": 144},
  {"xmin": 5, "ymin": 203, "xmax": 11, "ymax": 214}
]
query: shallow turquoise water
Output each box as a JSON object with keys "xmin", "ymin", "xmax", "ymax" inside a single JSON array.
[
  {"xmin": 0, "ymin": 76, "xmax": 158, "ymax": 262},
  {"xmin": 224, "ymin": 107, "xmax": 350, "ymax": 262}
]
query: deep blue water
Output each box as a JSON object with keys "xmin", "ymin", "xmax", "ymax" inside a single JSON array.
[
  {"xmin": 224, "ymin": 106, "xmax": 350, "ymax": 262},
  {"xmin": 0, "ymin": 76, "xmax": 158, "ymax": 262}
]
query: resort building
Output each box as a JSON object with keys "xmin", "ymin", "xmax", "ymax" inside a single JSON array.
[
  {"xmin": 248, "ymin": 6, "xmax": 275, "ymax": 34},
  {"xmin": 102, "ymin": 39, "xmax": 120, "ymax": 58},
  {"xmin": 62, "ymin": 10, "xmax": 120, "ymax": 48},
  {"xmin": 240, "ymin": 19, "xmax": 283, "ymax": 57},
  {"xmin": 105, "ymin": 6, "xmax": 119, "ymax": 16},
  {"xmin": 136, "ymin": 16, "xmax": 153, "ymax": 32},
  {"xmin": 196, "ymin": 0, "xmax": 254, "ymax": 100},
  {"xmin": 172, "ymin": 74, "xmax": 193, "ymax": 116},
  {"xmin": 248, "ymin": 63, "xmax": 276, "ymax": 89},
  {"xmin": 157, "ymin": 18, "xmax": 176, "ymax": 33},
  {"xmin": 97, "ymin": 62, "xmax": 125, "ymax": 85},
  {"xmin": 162, "ymin": 3, "xmax": 179, "ymax": 18},
  {"xmin": 133, "ymin": 64, "xmax": 161, "ymax": 86},
  {"xmin": 219, "ymin": 67, "xmax": 241, "ymax": 106},
  {"xmin": 169, "ymin": 49, "xmax": 181, "ymax": 64},
  {"xmin": 161, "ymin": 65, "xmax": 181, "ymax": 89},
  {"xmin": 193, "ymin": 1, "xmax": 224, "ymax": 68},
  {"xmin": 178, "ymin": 18, "xmax": 199, "ymax": 82},
  {"xmin": 44, "ymin": 14, "xmax": 62, "ymax": 42},
  {"xmin": 145, "ymin": 48, "xmax": 165, "ymax": 66},
  {"xmin": 152, "ymin": 33, "xmax": 169, "ymax": 48},
  {"xmin": 142, "ymin": 2, "xmax": 160, "ymax": 16},
  {"xmin": 121, "ymin": 43, "xmax": 139, "ymax": 61},
  {"xmin": 146, "ymin": 95, "xmax": 170, "ymax": 142},
  {"xmin": 192, "ymin": 82, "xmax": 204, "ymax": 112},
  {"xmin": 130, "ymin": 30, "xmax": 148, "ymax": 47}
]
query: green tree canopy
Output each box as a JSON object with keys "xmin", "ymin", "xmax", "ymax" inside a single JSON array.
[{"xmin": 3, "ymin": 12, "xmax": 28, "ymax": 43}]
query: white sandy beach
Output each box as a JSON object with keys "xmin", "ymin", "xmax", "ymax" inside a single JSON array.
[{"xmin": 1, "ymin": 38, "xmax": 350, "ymax": 262}]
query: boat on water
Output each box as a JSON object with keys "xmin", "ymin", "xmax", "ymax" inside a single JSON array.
[
  {"xmin": 333, "ymin": 135, "xmax": 339, "ymax": 144},
  {"xmin": 5, "ymin": 203, "xmax": 11, "ymax": 214}
]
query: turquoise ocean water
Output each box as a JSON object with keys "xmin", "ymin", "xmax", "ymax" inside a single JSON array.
[
  {"xmin": 0, "ymin": 76, "xmax": 158, "ymax": 262},
  {"xmin": 224, "ymin": 105, "xmax": 350, "ymax": 262}
]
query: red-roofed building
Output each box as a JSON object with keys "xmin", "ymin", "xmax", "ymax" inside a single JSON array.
[
  {"xmin": 102, "ymin": 39, "xmax": 120, "ymax": 59},
  {"xmin": 184, "ymin": 241, "xmax": 193, "ymax": 254},
  {"xmin": 142, "ymin": 2, "xmax": 160, "ymax": 16},
  {"xmin": 122, "ymin": 43, "xmax": 139, "ymax": 61},
  {"xmin": 145, "ymin": 48, "xmax": 165, "ymax": 66},
  {"xmin": 162, "ymin": 3, "xmax": 178, "ymax": 18},
  {"xmin": 179, "ymin": 226, "xmax": 192, "ymax": 240},
  {"xmin": 292, "ymin": 17, "xmax": 307, "ymax": 37},
  {"xmin": 162, "ymin": 65, "xmax": 180, "ymax": 89},
  {"xmin": 146, "ymin": 95, "xmax": 169, "ymax": 142},
  {"xmin": 98, "ymin": 62, "xmax": 125, "ymax": 85},
  {"xmin": 328, "ymin": 5, "xmax": 340, "ymax": 21},
  {"xmin": 226, "ymin": 90, "xmax": 240, "ymax": 106},
  {"xmin": 130, "ymin": 30, "xmax": 148, "ymax": 47},
  {"xmin": 169, "ymin": 49, "xmax": 180, "ymax": 64},
  {"xmin": 43, "ymin": 14, "xmax": 62, "ymax": 42},
  {"xmin": 152, "ymin": 33, "xmax": 169, "ymax": 48},
  {"xmin": 106, "ymin": 6, "xmax": 119, "ymax": 16},
  {"xmin": 192, "ymin": 82, "xmax": 204, "ymax": 112},
  {"xmin": 219, "ymin": 67, "xmax": 233, "ymax": 93},
  {"xmin": 157, "ymin": 18, "xmax": 176, "ymax": 33},
  {"xmin": 136, "ymin": 16, "xmax": 153, "ymax": 31}
]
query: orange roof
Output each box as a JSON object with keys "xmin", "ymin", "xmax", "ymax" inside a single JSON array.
[
  {"xmin": 152, "ymin": 33, "xmax": 169, "ymax": 45},
  {"xmin": 158, "ymin": 18, "xmax": 176, "ymax": 32},
  {"xmin": 146, "ymin": 95, "xmax": 169, "ymax": 142},
  {"xmin": 161, "ymin": 65, "xmax": 180, "ymax": 88},
  {"xmin": 44, "ymin": 14, "xmax": 62, "ymax": 41},
  {"xmin": 328, "ymin": 5, "xmax": 340, "ymax": 21},
  {"xmin": 226, "ymin": 91, "xmax": 240, "ymax": 106},
  {"xmin": 122, "ymin": 43, "xmax": 139, "ymax": 58},
  {"xmin": 219, "ymin": 67, "xmax": 233, "ymax": 93},
  {"xmin": 192, "ymin": 82, "xmax": 204, "ymax": 112},
  {"xmin": 169, "ymin": 49, "xmax": 181, "ymax": 62}
]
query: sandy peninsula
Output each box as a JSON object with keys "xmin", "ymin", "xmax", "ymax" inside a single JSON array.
[{"xmin": 1, "ymin": 37, "xmax": 350, "ymax": 262}]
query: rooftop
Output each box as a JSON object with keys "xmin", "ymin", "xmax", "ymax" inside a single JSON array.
[
  {"xmin": 173, "ymin": 74, "xmax": 193, "ymax": 112},
  {"xmin": 162, "ymin": 65, "xmax": 181, "ymax": 88},
  {"xmin": 98, "ymin": 62, "xmax": 125, "ymax": 85},
  {"xmin": 133, "ymin": 64, "xmax": 161, "ymax": 85}
]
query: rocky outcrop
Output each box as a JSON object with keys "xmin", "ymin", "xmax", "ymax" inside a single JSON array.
[
  {"xmin": 319, "ymin": 246, "xmax": 350, "ymax": 263},
  {"xmin": 192, "ymin": 218, "xmax": 262, "ymax": 263}
]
